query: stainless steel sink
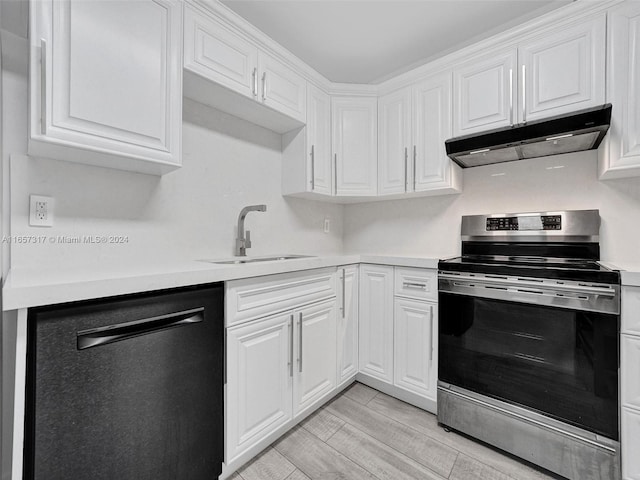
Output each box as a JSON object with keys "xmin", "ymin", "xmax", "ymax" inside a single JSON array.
[{"xmin": 203, "ymin": 254, "xmax": 315, "ymax": 265}]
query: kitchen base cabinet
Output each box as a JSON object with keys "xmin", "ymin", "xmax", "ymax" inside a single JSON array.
[
  {"xmin": 393, "ymin": 298, "xmax": 437, "ymax": 401},
  {"xmin": 226, "ymin": 312, "xmax": 293, "ymax": 463},
  {"xmin": 358, "ymin": 264, "xmax": 394, "ymax": 383},
  {"xmin": 224, "ymin": 270, "xmax": 339, "ymax": 475},
  {"xmin": 622, "ymin": 407, "xmax": 640, "ymax": 480},
  {"xmin": 294, "ymin": 301, "xmax": 337, "ymax": 416},
  {"xmin": 622, "ymin": 285, "xmax": 640, "ymax": 480},
  {"xmin": 337, "ymin": 265, "xmax": 359, "ymax": 386}
]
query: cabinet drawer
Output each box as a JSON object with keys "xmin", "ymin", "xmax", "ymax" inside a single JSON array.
[
  {"xmin": 394, "ymin": 267, "xmax": 437, "ymax": 300},
  {"xmin": 622, "ymin": 334, "xmax": 640, "ymax": 410},
  {"xmin": 623, "ymin": 286, "xmax": 640, "ymax": 335},
  {"xmin": 226, "ymin": 268, "xmax": 337, "ymax": 326}
]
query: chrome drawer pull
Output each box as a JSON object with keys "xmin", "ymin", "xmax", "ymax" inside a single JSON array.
[{"xmin": 403, "ymin": 282, "xmax": 427, "ymax": 290}]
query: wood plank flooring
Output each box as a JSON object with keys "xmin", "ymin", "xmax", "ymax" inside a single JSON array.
[{"xmin": 230, "ymin": 383, "xmax": 560, "ymax": 480}]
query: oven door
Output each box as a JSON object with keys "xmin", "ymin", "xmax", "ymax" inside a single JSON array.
[{"xmin": 438, "ymin": 273, "xmax": 620, "ymax": 440}]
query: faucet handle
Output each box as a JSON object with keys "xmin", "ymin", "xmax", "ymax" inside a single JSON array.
[{"xmin": 245, "ymin": 230, "xmax": 252, "ymax": 248}]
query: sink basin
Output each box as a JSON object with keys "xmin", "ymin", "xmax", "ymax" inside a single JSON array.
[{"xmin": 203, "ymin": 255, "xmax": 315, "ymax": 265}]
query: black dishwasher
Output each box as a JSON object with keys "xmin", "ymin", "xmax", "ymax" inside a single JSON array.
[{"xmin": 23, "ymin": 283, "xmax": 224, "ymax": 480}]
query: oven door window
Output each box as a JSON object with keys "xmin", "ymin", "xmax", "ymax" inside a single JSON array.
[{"xmin": 439, "ymin": 292, "xmax": 619, "ymax": 440}]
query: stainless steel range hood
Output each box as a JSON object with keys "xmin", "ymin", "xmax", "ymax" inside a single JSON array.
[{"xmin": 445, "ymin": 104, "xmax": 612, "ymax": 168}]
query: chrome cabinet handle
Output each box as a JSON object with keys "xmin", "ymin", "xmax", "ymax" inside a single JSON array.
[
  {"xmin": 40, "ymin": 39, "xmax": 47, "ymax": 133},
  {"xmin": 310, "ymin": 145, "xmax": 315, "ymax": 190},
  {"xmin": 262, "ymin": 72, "xmax": 267, "ymax": 101},
  {"xmin": 413, "ymin": 145, "xmax": 417, "ymax": 191},
  {"xmin": 252, "ymin": 67, "xmax": 257, "ymax": 97},
  {"xmin": 342, "ymin": 268, "xmax": 346, "ymax": 319},
  {"xmin": 522, "ymin": 64, "xmax": 526, "ymax": 122},
  {"xmin": 403, "ymin": 282, "xmax": 427, "ymax": 290},
  {"xmin": 404, "ymin": 147, "xmax": 408, "ymax": 192},
  {"xmin": 77, "ymin": 307, "xmax": 204, "ymax": 350},
  {"xmin": 428, "ymin": 305, "xmax": 434, "ymax": 365},
  {"xmin": 288, "ymin": 314, "xmax": 294, "ymax": 377},
  {"xmin": 298, "ymin": 313, "xmax": 303, "ymax": 373},
  {"xmin": 509, "ymin": 68, "xmax": 513, "ymax": 126},
  {"xmin": 334, "ymin": 153, "xmax": 338, "ymax": 195}
]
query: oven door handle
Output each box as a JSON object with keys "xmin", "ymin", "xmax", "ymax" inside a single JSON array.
[{"xmin": 439, "ymin": 273, "xmax": 617, "ymax": 297}]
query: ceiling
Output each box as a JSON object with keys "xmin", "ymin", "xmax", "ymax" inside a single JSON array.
[{"xmin": 221, "ymin": 0, "xmax": 573, "ymax": 84}]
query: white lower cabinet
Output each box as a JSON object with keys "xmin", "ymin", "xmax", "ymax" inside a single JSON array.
[
  {"xmin": 393, "ymin": 298, "xmax": 437, "ymax": 400},
  {"xmin": 226, "ymin": 312, "xmax": 293, "ymax": 462},
  {"xmin": 622, "ymin": 286, "xmax": 640, "ymax": 480},
  {"xmin": 224, "ymin": 268, "xmax": 341, "ymax": 471},
  {"xmin": 358, "ymin": 264, "xmax": 394, "ymax": 383},
  {"xmin": 293, "ymin": 301, "xmax": 337, "ymax": 416},
  {"xmin": 337, "ymin": 265, "xmax": 359, "ymax": 386}
]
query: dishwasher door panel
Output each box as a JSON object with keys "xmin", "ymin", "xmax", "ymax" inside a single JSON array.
[{"xmin": 24, "ymin": 285, "xmax": 224, "ymax": 480}]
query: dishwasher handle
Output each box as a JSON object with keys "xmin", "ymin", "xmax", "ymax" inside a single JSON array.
[{"xmin": 77, "ymin": 307, "xmax": 204, "ymax": 350}]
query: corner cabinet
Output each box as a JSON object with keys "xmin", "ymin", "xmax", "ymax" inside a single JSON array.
[
  {"xmin": 332, "ymin": 96, "xmax": 378, "ymax": 196},
  {"xmin": 599, "ymin": 2, "xmax": 640, "ymax": 180},
  {"xmin": 358, "ymin": 264, "xmax": 394, "ymax": 383},
  {"xmin": 29, "ymin": 0, "xmax": 183, "ymax": 175}
]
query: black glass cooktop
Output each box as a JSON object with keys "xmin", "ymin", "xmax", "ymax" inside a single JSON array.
[{"xmin": 439, "ymin": 255, "xmax": 619, "ymax": 284}]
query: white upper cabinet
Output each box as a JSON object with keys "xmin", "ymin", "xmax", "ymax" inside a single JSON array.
[
  {"xmin": 453, "ymin": 14, "xmax": 605, "ymax": 136},
  {"xmin": 453, "ymin": 49, "xmax": 517, "ymax": 136},
  {"xmin": 282, "ymin": 84, "xmax": 332, "ymax": 198},
  {"xmin": 519, "ymin": 16, "xmax": 605, "ymax": 122},
  {"xmin": 258, "ymin": 52, "xmax": 307, "ymax": 123},
  {"xmin": 184, "ymin": 5, "xmax": 257, "ymax": 99},
  {"xmin": 378, "ymin": 88, "xmax": 412, "ymax": 195},
  {"xmin": 29, "ymin": 0, "xmax": 183, "ymax": 175},
  {"xmin": 183, "ymin": 5, "xmax": 306, "ymax": 133},
  {"xmin": 332, "ymin": 96, "xmax": 378, "ymax": 196},
  {"xmin": 378, "ymin": 74, "xmax": 461, "ymax": 197},
  {"xmin": 413, "ymin": 72, "xmax": 462, "ymax": 193},
  {"xmin": 600, "ymin": 2, "xmax": 640, "ymax": 180}
]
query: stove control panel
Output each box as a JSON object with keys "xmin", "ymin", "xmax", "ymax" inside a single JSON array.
[{"xmin": 486, "ymin": 215, "xmax": 562, "ymax": 231}]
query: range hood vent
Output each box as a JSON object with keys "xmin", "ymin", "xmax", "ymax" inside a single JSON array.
[{"xmin": 445, "ymin": 104, "xmax": 612, "ymax": 168}]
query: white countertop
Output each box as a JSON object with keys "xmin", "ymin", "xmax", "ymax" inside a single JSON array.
[{"xmin": 2, "ymin": 254, "xmax": 443, "ymax": 311}]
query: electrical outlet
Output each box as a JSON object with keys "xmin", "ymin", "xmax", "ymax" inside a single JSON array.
[
  {"xmin": 323, "ymin": 216, "xmax": 330, "ymax": 233},
  {"xmin": 29, "ymin": 195, "xmax": 54, "ymax": 227}
]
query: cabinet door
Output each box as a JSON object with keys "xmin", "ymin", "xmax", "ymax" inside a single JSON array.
[
  {"xmin": 358, "ymin": 265, "xmax": 394, "ymax": 383},
  {"xmin": 622, "ymin": 407, "xmax": 640, "ymax": 480},
  {"xmin": 307, "ymin": 84, "xmax": 333, "ymax": 195},
  {"xmin": 394, "ymin": 298, "xmax": 437, "ymax": 400},
  {"xmin": 293, "ymin": 300, "xmax": 337, "ymax": 417},
  {"xmin": 332, "ymin": 96, "xmax": 378, "ymax": 196},
  {"xmin": 337, "ymin": 266, "xmax": 359, "ymax": 386},
  {"xmin": 226, "ymin": 313, "xmax": 293, "ymax": 462},
  {"xmin": 600, "ymin": 3, "xmax": 640, "ymax": 179},
  {"xmin": 378, "ymin": 88, "xmax": 411, "ymax": 195},
  {"xmin": 413, "ymin": 72, "xmax": 460, "ymax": 192},
  {"xmin": 184, "ymin": 5, "xmax": 257, "ymax": 99},
  {"xmin": 519, "ymin": 15, "xmax": 605, "ymax": 123},
  {"xmin": 29, "ymin": 0, "xmax": 182, "ymax": 172},
  {"xmin": 258, "ymin": 52, "xmax": 306, "ymax": 123},
  {"xmin": 453, "ymin": 49, "xmax": 517, "ymax": 136},
  {"xmin": 622, "ymin": 335, "xmax": 640, "ymax": 411}
]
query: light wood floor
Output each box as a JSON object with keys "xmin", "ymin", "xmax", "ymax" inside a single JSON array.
[{"xmin": 230, "ymin": 382, "xmax": 560, "ymax": 480}]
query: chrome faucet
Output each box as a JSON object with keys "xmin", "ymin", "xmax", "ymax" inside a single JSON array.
[{"xmin": 236, "ymin": 204, "xmax": 267, "ymax": 256}]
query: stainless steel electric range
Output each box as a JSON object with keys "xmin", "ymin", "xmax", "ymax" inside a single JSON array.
[{"xmin": 437, "ymin": 210, "xmax": 620, "ymax": 480}]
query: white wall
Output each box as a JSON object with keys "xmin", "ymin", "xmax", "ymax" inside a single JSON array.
[
  {"xmin": 8, "ymin": 97, "xmax": 344, "ymax": 270},
  {"xmin": 344, "ymin": 151, "xmax": 640, "ymax": 266}
]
